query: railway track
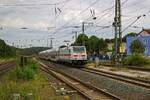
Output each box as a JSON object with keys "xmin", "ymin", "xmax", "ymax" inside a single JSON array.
[
  {"xmin": 0, "ymin": 61, "xmax": 16, "ymax": 74},
  {"xmin": 82, "ymin": 68, "xmax": 150, "ymax": 89},
  {"xmin": 99, "ymin": 62, "xmax": 150, "ymax": 72},
  {"xmin": 38, "ymin": 60, "xmax": 120, "ymax": 100},
  {"xmin": 37, "ymin": 59, "xmax": 150, "ymax": 100},
  {"xmin": 125, "ymin": 66, "xmax": 150, "ymax": 72}
]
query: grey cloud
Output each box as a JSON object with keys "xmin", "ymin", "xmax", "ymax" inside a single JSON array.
[{"xmin": 0, "ymin": 0, "xmax": 150, "ymax": 48}]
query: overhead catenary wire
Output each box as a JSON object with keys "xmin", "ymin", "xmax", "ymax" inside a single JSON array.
[
  {"xmin": 84, "ymin": 0, "xmax": 129, "ymax": 34},
  {"xmin": 53, "ymin": 3, "xmax": 113, "ymax": 38},
  {"xmin": 95, "ymin": 0, "xmax": 129, "ymax": 25},
  {"xmin": 122, "ymin": 0, "xmax": 144, "ymax": 9},
  {"xmin": 82, "ymin": 0, "xmax": 129, "ymax": 40},
  {"xmin": 0, "ymin": 0, "xmax": 128, "ymax": 35},
  {"xmin": 122, "ymin": 16, "xmax": 142, "ymax": 33},
  {"xmin": 52, "ymin": 0, "xmax": 101, "ymax": 34},
  {"xmin": 0, "ymin": 0, "xmax": 72, "ymax": 7},
  {"xmin": 52, "ymin": 0, "xmax": 115, "ymax": 38},
  {"xmin": 1, "ymin": 0, "xmax": 150, "ymax": 47},
  {"xmin": 122, "ymin": 10, "xmax": 150, "ymax": 33}
]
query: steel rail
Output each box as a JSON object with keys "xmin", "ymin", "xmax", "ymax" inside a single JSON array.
[
  {"xmin": 99, "ymin": 61, "xmax": 150, "ymax": 72},
  {"xmin": 0, "ymin": 61, "xmax": 16, "ymax": 74},
  {"xmin": 37, "ymin": 60, "xmax": 121, "ymax": 100},
  {"xmin": 83, "ymin": 68, "xmax": 150, "ymax": 89},
  {"xmin": 38, "ymin": 58, "xmax": 150, "ymax": 88},
  {"xmin": 125, "ymin": 66, "xmax": 150, "ymax": 72}
]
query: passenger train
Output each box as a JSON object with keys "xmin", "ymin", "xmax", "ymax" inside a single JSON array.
[{"xmin": 39, "ymin": 46, "xmax": 87, "ymax": 65}]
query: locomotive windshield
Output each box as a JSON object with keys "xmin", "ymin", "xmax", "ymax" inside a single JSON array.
[{"xmin": 73, "ymin": 47, "xmax": 85, "ymax": 53}]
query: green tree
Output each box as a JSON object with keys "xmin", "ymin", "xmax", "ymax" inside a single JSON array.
[
  {"xmin": 130, "ymin": 39, "xmax": 145, "ymax": 54},
  {"xmin": 74, "ymin": 34, "xmax": 89, "ymax": 50},
  {"xmin": 98, "ymin": 38, "xmax": 108, "ymax": 53},
  {"xmin": 104, "ymin": 38, "xmax": 115, "ymax": 43},
  {"xmin": 105, "ymin": 39, "xmax": 111, "ymax": 43},
  {"xmin": 88, "ymin": 35, "xmax": 99, "ymax": 53},
  {"xmin": 74, "ymin": 35, "xmax": 108, "ymax": 54}
]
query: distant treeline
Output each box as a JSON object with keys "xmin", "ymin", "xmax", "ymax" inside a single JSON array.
[
  {"xmin": 19, "ymin": 47, "xmax": 51, "ymax": 56},
  {"xmin": 0, "ymin": 39, "xmax": 16, "ymax": 58},
  {"xmin": 0, "ymin": 39, "xmax": 51, "ymax": 57}
]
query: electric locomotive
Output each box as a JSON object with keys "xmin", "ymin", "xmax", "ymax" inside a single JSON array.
[{"xmin": 39, "ymin": 46, "xmax": 87, "ymax": 65}]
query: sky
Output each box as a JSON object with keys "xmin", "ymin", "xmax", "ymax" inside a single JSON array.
[{"xmin": 0, "ymin": 0, "xmax": 150, "ymax": 48}]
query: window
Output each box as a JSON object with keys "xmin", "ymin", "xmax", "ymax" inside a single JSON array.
[
  {"xmin": 149, "ymin": 48, "xmax": 150, "ymax": 54},
  {"xmin": 143, "ymin": 39, "xmax": 148, "ymax": 45},
  {"xmin": 73, "ymin": 47, "xmax": 85, "ymax": 53},
  {"xmin": 145, "ymin": 48, "xmax": 148, "ymax": 55}
]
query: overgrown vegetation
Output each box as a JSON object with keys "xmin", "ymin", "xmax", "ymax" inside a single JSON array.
[
  {"xmin": 124, "ymin": 54, "xmax": 150, "ymax": 66},
  {"xmin": 0, "ymin": 59, "xmax": 66, "ymax": 99},
  {"xmin": 14, "ymin": 60, "xmax": 38, "ymax": 80},
  {"xmin": 0, "ymin": 72, "xmax": 65, "ymax": 99}
]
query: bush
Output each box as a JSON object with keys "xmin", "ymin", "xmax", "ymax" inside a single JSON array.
[
  {"xmin": 16, "ymin": 67, "xmax": 34, "ymax": 80},
  {"xmin": 124, "ymin": 54, "xmax": 150, "ymax": 66},
  {"xmin": 15, "ymin": 62, "xmax": 38, "ymax": 80}
]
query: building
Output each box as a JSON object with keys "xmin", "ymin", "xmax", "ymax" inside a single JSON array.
[{"xmin": 126, "ymin": 29, "xmax": 150, "ymax": 56}]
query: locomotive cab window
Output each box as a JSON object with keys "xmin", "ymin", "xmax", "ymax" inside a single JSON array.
[
  {"xmin": 69, "ymin": 49, "xmax": 71, "ymax": 53},
  {"xmin": 73, "ymin": 47, "xmax": 85, "ymax": 53}
]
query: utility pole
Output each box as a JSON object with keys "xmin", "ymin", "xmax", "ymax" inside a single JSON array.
[
  {"xmin": 81, "ymin": 21, "xmax": 95, "ymax": 46},
  {"xmin": 72, "ymin": 31, "xmax": 78, "ymax": 41},
  {"xmin": 82, "ymin": 22, "xmax": 85, "ymax": 46},
  {"xmin": 113, "ymin": 0, "xmax": 122, "ymax": 63},
  {"xmin": 75, "ymin": 31, "xmax": 78, "ymax": 41},
  {"xmin": 82, "ymin": 22, "xmax": 85, "ymax": 35},
  {"xmin": 50, "ymin": 38, "xmax": 54, "ymax": 48},
  {"xmin": 64, "ymin": 40, "xmax": 70, "ymax": 49}
]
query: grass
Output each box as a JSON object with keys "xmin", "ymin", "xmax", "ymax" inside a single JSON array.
[
  {"xmin": 0, "ymin": 71, "xmax": 66, "ymax": 99},
  {"xmin": 0, "ymin": 58, "xmax": 70, "ymax": 100}
]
